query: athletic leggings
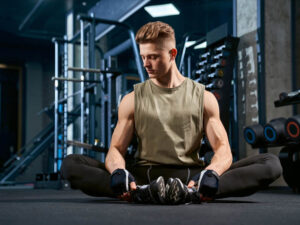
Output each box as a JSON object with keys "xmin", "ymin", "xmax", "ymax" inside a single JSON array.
[{"xmin": 60, "ymin": 153, "xmax": 282, "ymax": 199}]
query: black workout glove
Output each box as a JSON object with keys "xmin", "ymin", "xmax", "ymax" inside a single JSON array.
[
  {"xmin": 110, "ymin": 168, "xmax": 135, "ymax": 196},
  {"xmin": 190, "ymin": 169, "xmax": 219, "ymax": 198}
]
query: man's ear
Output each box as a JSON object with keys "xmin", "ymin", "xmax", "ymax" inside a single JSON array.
[{"xmin": 170, "ymin": 48, "xmax": 177, "ymax": 60}]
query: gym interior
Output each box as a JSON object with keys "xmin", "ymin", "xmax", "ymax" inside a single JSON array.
[{"xmin": 0, "ymin": 0, "xmax": 300, "ymax": 224}]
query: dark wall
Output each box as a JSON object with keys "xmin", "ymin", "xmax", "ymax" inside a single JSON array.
[
  {"xmin": 104, "ymin": 0, "xmax": 233, "ymax": 50},
  {"xmin": 0, "ymin": 31, "xmax": 54, "ymax": 146}
]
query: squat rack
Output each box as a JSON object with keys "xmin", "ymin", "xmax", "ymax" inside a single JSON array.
[{"xmin": 52, "ymin": 14, "xmax": 145, "ymax": 173}]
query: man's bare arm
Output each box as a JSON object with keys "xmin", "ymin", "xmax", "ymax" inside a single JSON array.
[
  {"xmin": 105, "ymin": 91, "xmax": 135, "ymax": 174},
  {"xmin": 203, "ymin": 90, "xmax": 233, "ymax": 176}
]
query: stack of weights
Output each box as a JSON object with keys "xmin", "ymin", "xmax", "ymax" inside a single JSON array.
[
  {"xmin": 244, "ymin": 116, "xmax": 300, "ymax": 192},
  {"xmin": 279, "ymin": 146, "xmax": 300, "ymax": 193},
  {"xmin": 243, "ymin": 124, "xmax": 265, "ymax": 148},
  {"xmin": 281, "ymin": 115, "xmax": 300, "ymax": 192},
  {"xmin": 243, "ymin": 118, "xmax": 288, "ymax": 148},
  {"xmin": 264, "ymin": 118, "xmax": 288, "ymax": 145},
  {"xmin": 285, "ymin": 115, "xmax": 300, "ymax": 142}
]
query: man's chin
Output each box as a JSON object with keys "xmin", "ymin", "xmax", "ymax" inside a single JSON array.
[{"xmin": 148, "ymin": 73, "xmax": 156, "ymax": 78}]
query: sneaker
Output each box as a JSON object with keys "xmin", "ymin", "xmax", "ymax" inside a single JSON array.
[
  {"xmin": 131, "ymin": 176, "xmax": 166, "ymax": 204},
  {"xmin": 166, "ymin": 178, "xmax": 201, "ymax": 204}
]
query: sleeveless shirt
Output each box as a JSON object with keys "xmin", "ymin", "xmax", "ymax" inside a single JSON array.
[{"xmin": 133, "ymin": 78, "xmax": 205, "ymax": 166}]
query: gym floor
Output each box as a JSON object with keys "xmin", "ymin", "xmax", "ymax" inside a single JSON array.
[{"xmin": 0, "ymin": 187, "xmax": 299, "ymax": 225}]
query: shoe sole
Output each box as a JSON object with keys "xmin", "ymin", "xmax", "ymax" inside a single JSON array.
[
  {"xmin": 149, "ymin": 176, "xmax": 166, "ymax": 204},
  {"xmin": 168, "ymin": 178, "xmax": 186, "ymax": 204}
]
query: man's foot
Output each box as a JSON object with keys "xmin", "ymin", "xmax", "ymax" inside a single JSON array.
[
  {"xmin": 131, "ymin": 176, "xmax": 166, "ymax": 204},
  {"xmin": 166, "ymin": 178, "xmax": 201, "ymax": 204}
]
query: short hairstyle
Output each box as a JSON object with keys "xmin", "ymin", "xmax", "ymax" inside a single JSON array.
[{"xmin": 135, "ymin": 21, "xmax": 175, "ymax": 44}]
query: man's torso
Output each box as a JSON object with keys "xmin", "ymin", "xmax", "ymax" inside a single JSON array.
[{"xmin": 133, "ymin": 78, "xmax": 205, "ymax": 166}]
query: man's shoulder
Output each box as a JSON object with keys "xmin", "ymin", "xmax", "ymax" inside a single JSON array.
[
  {"xmin": 123, "ymin": 91, "xmax": 134, "ymax": 102},
  {"xmin": 203, "ymin": 90, "xmax": 219, "ymax": 117},
  {"xmin": 119, "ymin": 91, "xmax": 135, "ymax": 117},
  {"xmin": 187, "ymin": 78, "xmax": 205, "ymax": 89},
  {"xmin": 134, "ymin": 80, "xmax": 149, "ymax": 90}
]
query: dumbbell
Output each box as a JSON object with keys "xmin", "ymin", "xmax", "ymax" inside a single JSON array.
[
  {"xmin": 193, "ymin": 68, "xmax": 205, "ymax": 78},
  {"xmin": 194, "ymin": 73, "xmax": 209, "ymax": 84},
  {"xmin": 279, "ymin": 146, "xmax": 300, "ymax": 193},
  {"xmin": 200, "ymin": 52, "xmax": 210, "ymax": 60},
  {"xmin": 207, "ymin": 69, "xmax": 224, "ymax": 80},
  {"xmin": 196, "ymin": 59, "xmax": 208, "ymax": 68},
  {"xmin": 205, "ymin": 79, "xmax": 224, "ymax": 90},
  {"xmin": 285, "ymin": 115, "xmax": 300, "ymax": 141},
  {"xmin": 264, "ymin": 117, "xmax": 287, "ymax": 145},
  {"xmin": 210, "ymin": 59, "xmax": 226, "ymax": 70},
  {"xmin": 212, "ymin": 51, "xmax": 230, "ymax": 61},
  {"xmin": 244, "ymin": 124, "xmax": 265, "ymax": 147}
]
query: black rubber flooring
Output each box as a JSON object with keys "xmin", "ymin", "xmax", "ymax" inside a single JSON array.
[{"xmin": 0, "ymin": 187, "xmax": 300, "ymax": 225}]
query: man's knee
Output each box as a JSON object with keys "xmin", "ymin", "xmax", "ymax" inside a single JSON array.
[
  {"xmin": 262, "ymin": 153, "xmax": 283, "ymax": 181},
  {"xmin": 60, "ymin": 154, "xmax": 80, "ymax": 179}
]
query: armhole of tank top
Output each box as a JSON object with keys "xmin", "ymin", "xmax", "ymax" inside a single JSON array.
[
  {"xmin": 199, "ymin": 83, "xmax": 205, "ymax": 132},
  {"xmin": 133, "ymin": 84, "xmax": 138, "ymax": 130}
]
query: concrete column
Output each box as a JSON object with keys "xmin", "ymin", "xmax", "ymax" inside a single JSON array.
[
  {"xmin": 235, "ymin": 0, "xmax": 292, "ymax": 187},
  {"xmin": 235, "ymin": 0, "xmax": 259, "ymax": 159},
  {"xmin": 264, "ymin": 0, "xmax": 292, "ymax": 186}
]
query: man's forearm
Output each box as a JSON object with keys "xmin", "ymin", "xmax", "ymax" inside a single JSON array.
[
  {"xmin": 105, "ymin": 147, "xmax": 126, "ymax": 174},
  {"xmin": 205, "ymin": 146, "xmax": 232, "ymax": 176}
]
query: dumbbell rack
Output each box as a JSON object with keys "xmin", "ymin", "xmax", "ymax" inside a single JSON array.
[
  {"xmin": 275, "ymin": 93, "xmax": 300, "ymax": 193},
  {"xmin": 244, "ymin": 92, "xmax": 300, "ymax": 192},
  {"xmin": 193, "ymin": 37, "xmax": 239, "ymax": 133}
]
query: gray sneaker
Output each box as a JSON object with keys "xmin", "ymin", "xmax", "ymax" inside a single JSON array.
[
  {"xmin": 131, "ymin": 176, "xmax": 166, "ymax": 204},
  {"xmin": 166, "ymin": 178, "xmax": 201, "ymax": 204}
]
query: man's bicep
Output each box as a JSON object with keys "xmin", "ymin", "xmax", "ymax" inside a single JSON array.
[
  {"xmin": 110, "ymin": 118, "xmax": 135, "ymax": 156},
  {"xmin": 205, "ymin": 117, "xmax": 229, "ymax": 151},
  {"xmin": 203, "ymin": 91, "xmax": 229, "ymax": 151}
]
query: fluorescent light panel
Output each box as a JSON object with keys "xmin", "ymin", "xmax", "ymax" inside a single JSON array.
[
  {"xmin": 185, "ymin": 41, "xmax": 196, "ymax": 48},
  {"xmin": 194, "ymin": 41, "xmax": 207, "ymax": 49},
  {"xmin": 144, "ymin": 3, "xmax": 180, "ymax": 18}
]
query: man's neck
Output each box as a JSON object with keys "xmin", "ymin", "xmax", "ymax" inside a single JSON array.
[{"xmin": 151, "ymin": 66, "xmax": 185, "ymax": 88}]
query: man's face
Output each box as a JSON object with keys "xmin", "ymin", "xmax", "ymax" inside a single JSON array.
[{"xmin": 139, "ymin": 39, "xmax": 175, "ymax": 79}]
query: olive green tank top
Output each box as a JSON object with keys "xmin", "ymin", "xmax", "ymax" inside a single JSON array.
[{"xmin": 134, "ymin": 78, "xmax": 205, "ymax": 166}]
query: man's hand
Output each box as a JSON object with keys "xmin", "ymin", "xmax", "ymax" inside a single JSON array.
[
  {"xmin": 110, "ymin": 168, "xmax": 137, "ymax": 201},
  {"xmin": 188, "ymin": 170, "xmax": 219, "ymax": 201}
]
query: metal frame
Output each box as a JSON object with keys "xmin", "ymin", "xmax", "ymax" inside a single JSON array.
[
  {"xmin": 80, "ymin": 19, "xmax": 85, "ymax": 154},
  {"xmin": 51, "ymin": 13, "xmax": 142, "ymax": 166},
  {"xmin": 257, "ymin": 0, "xmax": 267, "ymax": 154},
  {"xmin": 232, "ymin": 0, "xmax": 239, "ymax": 160},
  {"xmin": 63, "ymin": 36, "xmax": 68, "ymax": 165},
  {"xmin": 77, "ymin": 14, "xmax": 145, "ymax": 83},
  {"xmin": 291, "ymin": 0, "xmax": 297, "ymax": 115},
  {"xmin": 103, "ymin": 39, "xmax": 132, "ymax": 59},
  {"xmin": 54, "ymin": 40, "xmax": 59, "ymax": 173}
]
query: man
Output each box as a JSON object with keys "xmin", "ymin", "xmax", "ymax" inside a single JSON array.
[{"xmin": 61, "ymin": 21, "xmax": 282, "ymax": 204}]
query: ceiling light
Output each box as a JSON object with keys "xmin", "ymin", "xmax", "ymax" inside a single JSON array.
[
  {"xmin": 185, "ymin": 41, "xmax": 196, "ymax": 48},
  {"xmin": 144, "ymin": 3, "xmax": 180, "ymax": 18},
  {"xmin": 194, "ymin": 41, "xmax": 207, "ymax": 49}
]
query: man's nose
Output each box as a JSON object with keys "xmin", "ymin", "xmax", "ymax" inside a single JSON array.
[{"xmin": 143, "ymin": 58, "xmax": 150, "ymax": 67}]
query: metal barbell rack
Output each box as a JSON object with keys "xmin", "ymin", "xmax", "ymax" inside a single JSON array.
[{"xmin": 52, "ymin": 13, "xmax": 145, "ymax": 171}]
